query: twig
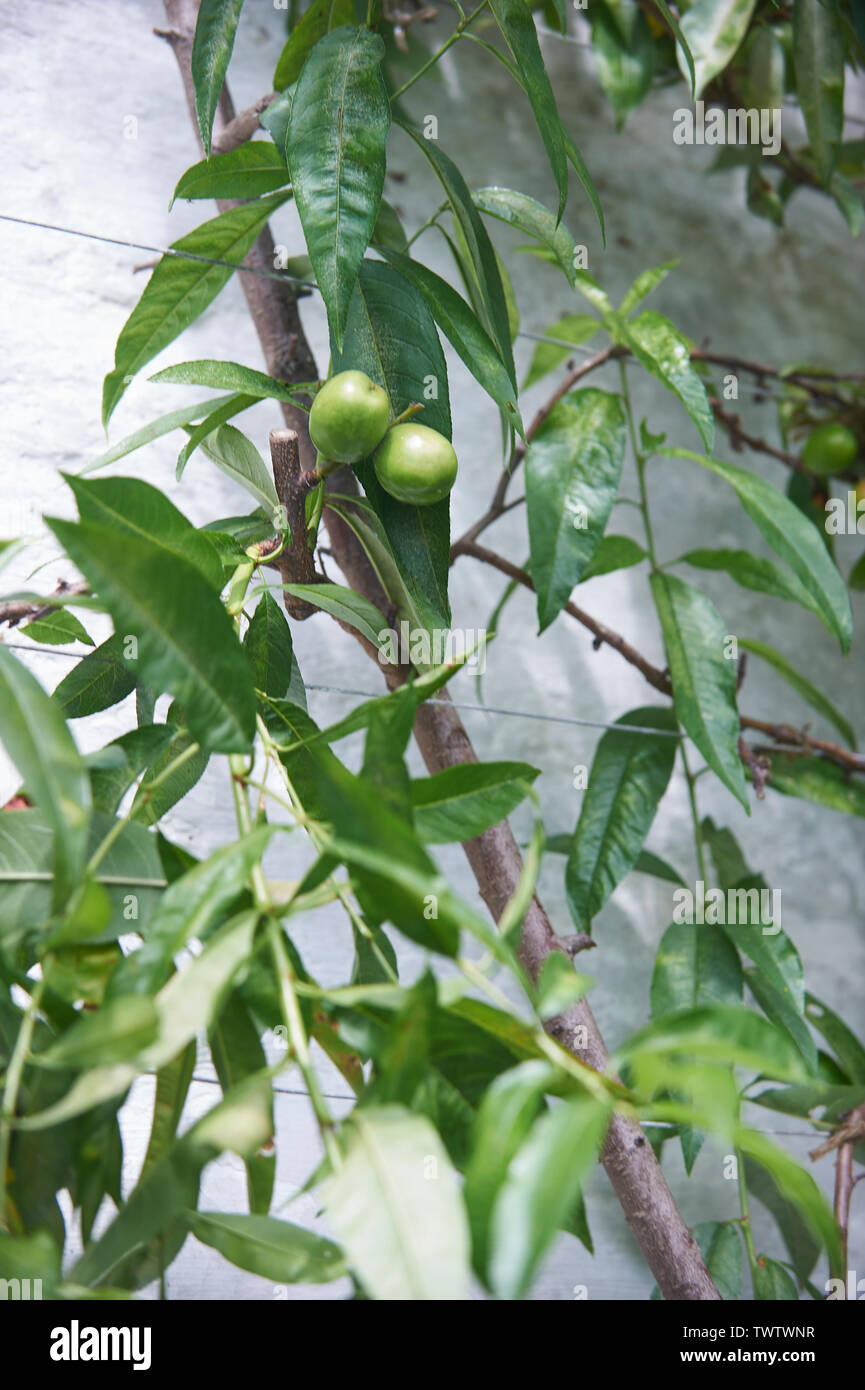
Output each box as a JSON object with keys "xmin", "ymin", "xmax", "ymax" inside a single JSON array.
[
  {"xmin": 742, "ymin": 717, "xmax": 865, "ymax": 775},
  {"xmin": 738, "ymin": 736, "xmax": 770, "ymax": 799},
  {"xmin": 0, "ymin": 581, "xmax": 89, "ymax": 629},
  {"xmin": 450, "ymin": 344, "xmax": 622, "ymax": 559},
  {"xmin": 212, "ymin": 93, "xmax": 277, "ymax": 155},
  {"xmin": 810, "ymin": 1102, "xmax": 865, "ymax": 1285},
  {"xmin": 458, "ymin": 540, "xmax": 673, "ymax": 694}
]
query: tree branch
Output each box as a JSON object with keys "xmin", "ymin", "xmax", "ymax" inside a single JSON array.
[{"xmin": 161, "ymin": 0, "xmax": 720, "ymax": 1300}]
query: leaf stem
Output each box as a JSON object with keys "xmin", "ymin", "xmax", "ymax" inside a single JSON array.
[
  {"xmin": 736, "ymin": 1149, "xmax": 761, "ymax": 1282},
  {"xmin": 390, "ymin": 0, "xmax": 489, "ymax": 103},
  {"xmin": 229, "ymin": 753, "xmax": 341, "ymax": 1171},
  {"xmin": 86, "ymin": 739, "xmax": 202, "ymax": 876},
  {"xmin": 0, "ymin": 977, "xmax": 45, "ymax": 1232},
  {"xmin": 619, "ymin": 360, "xmax": 659, "ymax": 569}
]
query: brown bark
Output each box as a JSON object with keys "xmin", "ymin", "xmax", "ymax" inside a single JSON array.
[{"xmin": 159, "ymin": 0, "xmax": 720, "ymax": 1300}]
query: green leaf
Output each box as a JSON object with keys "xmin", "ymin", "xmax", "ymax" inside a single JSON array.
[
  {"xmin": 323, "ymin": 1105, "xmax": 471, "ymax": 1300},
  {"xmin": 744, "ymin": 1158, "xmax": 820, "ymax": 1285},
  {"xmin": 108, "ymin": 828, "xmax": 271, "ymax": 997},
  {"xmin": 371, "ymin": 197, "xmax": 409, "ymax": 252},
  {"xmin": 52, "ymin": 635, "xmax": 137, "ymax": 720},
  {"xmin": 744, "ymin": 967, "xmax": 816, "ymax": 1074},
  {"xmin": 331, "ymin": 257, "xmax": 452, "ymax": 632},
  {"xmin": 793, "ymin": 0, "xmax": 845, "ymax": 185},
  {"xmin": 324, "ymin": 494, "xmax": 427, "ymax": 637},
  {"xmin": 37, "ymin": 996, "xmax": 159, "ymax": 1070},
  {"xmin": 761, "ymin": 755, "xmax": 865, "ymax": 818},
  {"xmin": 463, "ymin": 1060, "xmax": 557, "ymax": 1285},
  {"xmin": 171, "ymin": 142, "xmax": 288, "ymax": 205},
  {"xmin": 737, "ymin": 1127, "xmax": 842, "ymax": 1275},
  {"xmin": 151, "ymin": 359, "xmax": 308, "ymax": 403},
  {"xmin": 23, "ymin": 609, "xmax": 93, "ymax": 648},
  {"xmin": 488, "ymin": 1093, "xmax": 610, "ymax": 1299},
  {"xmin": 102, "ymin": 196, "xmax": 289, "ymax": 424},
  {"xmin": 560, "ymin": 126, "xmax": 606, "ymax": 245},
  {"xmin": 831, "ymin": 171, "xmax": 865, "ymax": 238},
  {"xmin": 738, "ymin": 637, "xmax": 856, "ymax": 749},
  {"xmin": 651, "ymin": 922, "xmax": 744, "ymax": 1015},
  {"xmin": 693, "ymin": 1221, "xmax": 743, "ymax": 1301},
  {"xmin": 473, "ymin": 186, "xmax": 578, "ymax": 288},
  {"xmin": 578, "ymin": 534, "xmax": 647, "ymax": 583},
  {"xmin": 668, "ymin": 448, "xmax": 853, "ymax": 652},
  {"xmin": 70, "ymin": 1074, "xmax": 273, "ymax": 1288},
  {"xmin": 0, "ymin": 810, "xmax": 161, "ymax": 947},
  {"xmin": 623, "ymin": 312, "xmax": 714, "ymax": 449},
  {"xmin": 46, "ymin": 517, "xmax": 257, "ymax": 753},
  {"xmin": 273, "ymin": 0, "xmax": 355, "ymax": 89},
  {"xmin": 0, "ymin": 647, "xmax": 91, "ymax": 907},
  {"xmin": 88, "ymin": 724, "xmax": 176, "ymax": 815},
  {"xmin": 286, "ymin": 26, "xmax": 390, "ymax": 348},
  {"xmin": 566, "ymin": 706, "xmax": 679, "ymax": 931},
  {"xmin": 130, "ymin": 714, "xmax": 210, "ymax": 825},
  {"xmin": 752, "ymin": 1255, "xmax": 798, "ymax": 1299},
  {"xmin": 262, "ymin": 701, "xmax": 461, "ymax": 956},
  {"xmin": 652, "ymin": 0, "xmax": 696, "ymax": 94},
  {"xmin": 191, "ymin": 0, "xmax": 246, "ymax": 156},
  {"xmin": 21, "ymin": 913, "xmax": 261, "ymax": 1130},
  {"xmin": 522, "ymin": 313, "xmax": 600, "ymax": 389},
  {"xmin": 380, "ymin": 248, "xmax": 522, "ymax": 432},
  {"xmin": 650, "ymin": 572, "xmax": 747, "ymax": 807},
  {"xmin": 193, "ymin": 423, "xmax": 281, "ymax": 516},
  {"xmin": 678, "ymin": 0, "xmax": 758, "ymax": 99},
  {"xmin": 82, "ymin": 395, "xmax": 239, "ymax": 474},
  {"xmin": 410, "ymin": 761, "xmax": 540, "ymax": 843},
  {"xmin": 65, "ymin": 474, "xmax": 224, "ymax": 592},
  {"xmin": 619, "ymin": 1005, "xmax": 809, "ymax": 1082},
  {"xmin": 486, "ymin": 0, "xmax": 568, "ymax": 221},
  {"xmin": 189, "ymin": 1211, "xmax": 344, "ymax": 1283},
  {"xmin": 592, "ymin": 2, "xmax": 655, "ymax": 127},
  {"xmin": 243, "ymin": 591, "xmax": 296, "ymax": 699},
  {"xmin": 279, "ymin": 582, "xmax": 388, "ymax": 649},
  {"xmin": 399, "ymin": 130, "xmax": 515, "ymax": 381},
  {"xmin": 208, "ymin": 994, "xmax": 274, "ymax": 1215},
  {"xmin": 805, "ymin": 994, "xmax": 865, "ymax": 1081},
  {"xmin": 678, "ymin": 547, "xmax": 827, "ymax": 624},
  {"xmin": 619, "ymin": 260, "xmax": 678, "ymax": 317},
  {"xmin": 633, "ymin": 849, "xmax": 686, "ymax": 885},
  {"xmin": 176, "ymin": 394, "xmax": 258, "ymax": 479},
  {"xmin": 526, "ymin": 387, "xmax": 626, "ymax": 630}
]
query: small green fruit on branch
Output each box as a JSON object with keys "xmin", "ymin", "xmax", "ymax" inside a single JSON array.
[
  {"xmin": 309, "ymin": 370, "xmax": 390, "ymax": 464},
  {"xmin": 374, "ymin": 423, "xmax": 458, "ymax": 505},
  {"xmin": 308, "ymin": 369, "xmax": 458, "ymax": 506}
]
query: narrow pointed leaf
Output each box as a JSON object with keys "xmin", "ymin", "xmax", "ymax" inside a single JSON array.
[
  {"xmin": 46, "ymin": 517, "xmax": 256, "ymax": 753},
  {"xmin": 286, "ymin": 26, "xmax": 390, "ymax": 348},
  {"xmin": 0, "ymin": 647, "xmax": 91, "ymax": 907},
  {"xmin": 192, "ymin": 0, "xmax": 246, "ymax": 156},
  {"xmin": 650, "ymin": 572, "xmax": 747, "ymax": 807},
  {"xmin": 102, "ymin": 196, "xmax": 289, "ymax": 424},
  {"xmin": 668, "ymin": 448, "xmax": 853, "ymax": 651},
  {"xmin": 323, "ymin": 1105, "xmax": 471, "ymax": 1300},
  {"xmin": 566, "ymin": 706, "xmax": 679, "ymax": 931},
  {"xmin": 526, "ymin": 388, "xmax": 626, "ymax": 630}
]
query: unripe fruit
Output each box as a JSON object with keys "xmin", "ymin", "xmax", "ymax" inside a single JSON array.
[
  {"xmin": 309, "ymin": 370, "xmax": 390, "ymax": 464},
  {"xmin": 373, "ymin": 423, "xmax": 458, "ymax": 505},
  {"xmin": 801, "ymin": 421, "xmax": 858, "ymax": 476}
]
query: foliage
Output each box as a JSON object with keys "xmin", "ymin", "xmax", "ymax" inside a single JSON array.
[{"xmin": 0, "ymin": 0, "xmax": 862, "ymax": 1303}]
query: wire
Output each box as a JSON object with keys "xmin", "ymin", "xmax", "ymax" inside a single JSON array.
[
  {"xmin": 0, "ymin": 645, "xmax": 680, "ymax": 739},
  {"xmin": 0, "ymin": 211, "xmax": 316, "ymax": 290}
]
